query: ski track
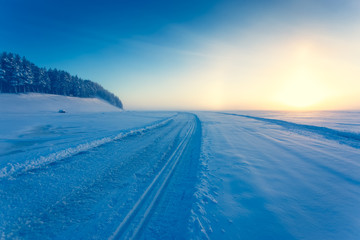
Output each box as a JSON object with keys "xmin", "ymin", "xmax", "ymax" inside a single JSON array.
[
  {"xmin": 139, "ymin": 115, "xmax": 202, "ymax": 240},
  {"xmin": 0, "ymin": 112, "xmax": 201, "ymax": 239},
  {"xmin": 109, "ymin": 116, "xmax": 197, "ymax": 239}
]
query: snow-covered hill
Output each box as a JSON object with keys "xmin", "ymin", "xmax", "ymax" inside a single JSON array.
[{"xmin": 0, "ymin": 93, "xmax": 122, "ymax": 114}]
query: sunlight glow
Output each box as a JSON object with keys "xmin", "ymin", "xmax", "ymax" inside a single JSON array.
[
  {"xmin": 276, "ymin": 67, "xmax": 329, "ymax": 109},
  {"xmin": 273, "ymin": 42, "xmax": 332, "ymax": 110},
  {"xmin": 118, "ymin": 23, "xmax": 360, "ymax": 110}
]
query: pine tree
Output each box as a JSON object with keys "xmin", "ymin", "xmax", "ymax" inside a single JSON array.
[
  {"xmin": 48, "ymin": 68, "xmax": 61, "ymax": 94},
  {"xmin": 38, "ymin": 68, "xmax": 50, "ymax": 93},
  {"xmin": 5, "ymin": 53, "xmax": 20, "ymax": 93},
  {"xmin": 0, "ymin": 67, "xmax": 5, "ymax": 93},
  {"xmin": 1, "ymin": 53, "xmax": 11, "ymax": 92},
  {"xmin": 22, "ymin": 57, "xmax": 34, "ymax": 92}
]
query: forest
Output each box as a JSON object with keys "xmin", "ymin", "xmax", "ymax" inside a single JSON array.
[{"xmin": 0, "ymin": 52, "xmax": 123, "ymax": 109}]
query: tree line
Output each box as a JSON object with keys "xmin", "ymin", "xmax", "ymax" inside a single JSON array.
[{"xmin": 0, "ymin": 52, "xmax": 123, "ymax": 109}]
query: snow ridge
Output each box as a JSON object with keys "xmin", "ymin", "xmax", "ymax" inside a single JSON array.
[
  {"xmin": 0, "ymin": 116, "xmax": 174, "ymax": 180},
  {"xmin": 189, "ymin": 118, "xmax": 217, "ymax": 239},
  {"xmin": 219, "ymin": 112, "xmax": 360, "ymax": 148}
]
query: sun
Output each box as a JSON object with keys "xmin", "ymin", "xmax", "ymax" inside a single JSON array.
[
  {"xmin": 273, "ymin": 42, "xmax": 333, "ymax": 110},
  {"xmin": 275, "ymin": 66, "xmax": 330, "ymax": 110}
]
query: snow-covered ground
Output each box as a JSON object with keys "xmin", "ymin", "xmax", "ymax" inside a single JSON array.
[
  {"xmin": 0, "ymin": 94, "xmax": 174, "ymax": 179},
  {"xmin": 191, "ymin": 111, "xmax": 360, "ymax": 240},
  {"xmin": 1, "ymin": 94, "xmax": 360, "ymax": 239},
  {"xmin": 0, "ymin": 94, "xmax": 197, "ymax": 239},
  {"xmin": 225, "ymin": 110, "xmax": 360, "ymax": 133},
  {"xmin": 0, "ymin": 93, "xmax": 122, "ymax": 114}
]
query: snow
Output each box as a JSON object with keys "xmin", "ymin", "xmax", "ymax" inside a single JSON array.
[
  {"xmin": 0, "ymin": 93, "xmax": 175, "ymax": 180},
  {"xmin": 0, "ymin": 93, "xmax": 121, "ymax": 114},
  {"xmin": 191, "ymin": 111, "xmax": 360, "ymax": 240},
  {"xmin": 0, "ymin": 116, "xmax": 173, "ymax": 179},
  {"xmin": 1, "ymin": 94, "xmax": 360, "ymax": 239},
  {"xmin": 225, "ymin": 110, "xmax": 360, "ymax": 133},
  {"xmin": 0, "ymin": 108, "xmax": 194, "ymax": 239}
]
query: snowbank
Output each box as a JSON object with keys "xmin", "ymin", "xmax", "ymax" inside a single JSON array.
[{"xmin": 0, "ymin": 93, "xmax": 122, "ymax": 113}]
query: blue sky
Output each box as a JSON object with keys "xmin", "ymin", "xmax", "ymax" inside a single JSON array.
[{"xmin": 1, "ymin": 0, "xmax": 360, "ymax": 110}]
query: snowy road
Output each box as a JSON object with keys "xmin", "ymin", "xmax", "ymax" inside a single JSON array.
[{"xmin": 0, "ymin": 113, "xmax": 201, "ymax": 239}]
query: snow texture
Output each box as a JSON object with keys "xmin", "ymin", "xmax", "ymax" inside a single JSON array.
[
  {"xmin": 191, "ymin": 111, "xmax": 360, "ymax": 240},
  {"xmin": 1, "ymin": 94, "xmax": 360, "ymax": 239},
  {"xmin": 0, "ymin": 93, "xmax": 122, "ymax": 114}
]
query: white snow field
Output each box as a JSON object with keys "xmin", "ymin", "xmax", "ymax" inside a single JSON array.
[
  {"xmin": 1, "ymin": 94, "xmax": 360, "ymax": 239},
  {"xmin": 0, "ymin": 93, "xmax": 122, "ymax": 114},
  {"xmin": 191, "ymin": 111, "xmax": 360, "ymax": 240},
  {"xmin": 0, "ymin": 94, "xmax": 201, "ymax": 239}
]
